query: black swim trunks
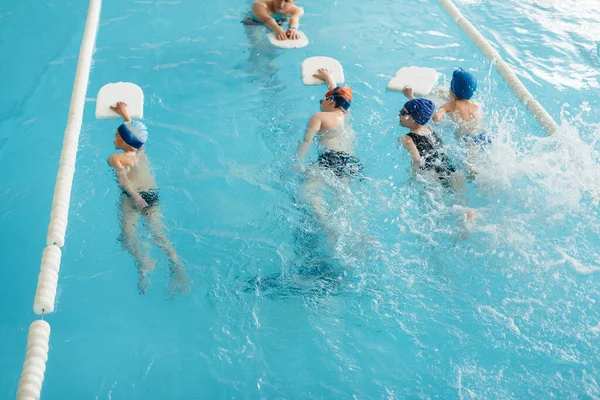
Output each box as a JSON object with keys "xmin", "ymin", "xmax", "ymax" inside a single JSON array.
[
  {"xmin": 317, "ymin": 151, "xmax": 363, "ymax": 178},
  {"xmin": 122, "ymin": 189, "xmax": 159, "ymax": 209}
]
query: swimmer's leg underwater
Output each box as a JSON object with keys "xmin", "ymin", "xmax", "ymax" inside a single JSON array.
[
  {"xmin": 143, "ymin": 205, "xmax": 189, "ymax": 294},
  {"xmin": 119, "ymin": 195, "xmax": 155, "ymax": 294}
]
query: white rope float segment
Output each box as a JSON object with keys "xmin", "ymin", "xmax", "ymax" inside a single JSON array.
[
  {"xmin": 17, "ymin": 0, "xmax": 102, "ymax": 398},
  {"xmin": 33, "ymin": 245, "xmax": 62, "ymax": 315},
  {"xmin": 437, "ymin": 0, "xmax": 559, "ymax": 135},
  {"xmin": 47, "ymin": 0, "xmax": 102, "ymax": 247},
  {"xmin": 16, "ymin": 321, "xmax": 51, "ymax": 400}
]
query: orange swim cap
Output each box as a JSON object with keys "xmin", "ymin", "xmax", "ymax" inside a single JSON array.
[{"xmin": 325, "ymin": 86, "xmax": 353, "ymax": 110}]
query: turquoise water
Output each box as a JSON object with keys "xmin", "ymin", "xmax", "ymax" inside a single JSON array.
[{"xmin": 1, "ymin": 0, "xmax": 600, "ymax": 398}]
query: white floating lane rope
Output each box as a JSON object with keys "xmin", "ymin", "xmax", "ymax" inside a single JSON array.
[
  {"xmin": 16, "ymin": 321, "xmax": 51, "ymax": 400},
  {"xmin": 438, "ymin": 0, "xmax": 558, "ymax": 135},
  {"xmin": 33, "ymin": 245, "xmax": 62, "ymax": 315},
  {"xmin": 47, "ymin": 165, "xmax": 74, "ymax": 247},
  {"xmin": 47, "ymin": 0, "xmax": 102, "ymax": 247},
  {"xmin": 17, "ymin": 0, "xmax": 102, "ymax": 398}
]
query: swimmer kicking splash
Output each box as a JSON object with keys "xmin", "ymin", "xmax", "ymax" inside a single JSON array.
[
  {"xmin": 108, "ymin": 102, "xmax": 187, "ymax": 294},
  {"xmin": 296, "ymin": 69, "xmax": 362, "ymax": 240},
  {"xmin": 398, "ymin": 97, "xmax": 475, "ymax": 233},
  {"xmin": 430, "ymin": 69, "xmax": 489, "ymax": 178}
]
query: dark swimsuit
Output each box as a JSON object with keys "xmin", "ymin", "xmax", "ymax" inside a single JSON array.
[
  {"xmin": 407, "ymin": 131, "xmax": 456, "ymax": 185},
  {"xmin": 317, "ymin": 151, "xmax": 363, "ymax": 179},
  {"xmin": 122, "ymin": 189, "xmax": 159, "ymax": 209},
  {"xmin": 241, "ymin": 12, "xmax": 289, "ymax": 26}
]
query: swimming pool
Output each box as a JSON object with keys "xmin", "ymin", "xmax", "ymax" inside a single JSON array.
[{"xmin": 1, "ymin": 0, "xmax": 600, "ymax": 397}]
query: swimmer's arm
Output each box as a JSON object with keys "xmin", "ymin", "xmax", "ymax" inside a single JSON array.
[
  {"xmin": 252, "ymin": 2, "xmax": 286, "ymax": 38},
  {"xmin": 432, "ymin": 88, "xmax": 451, "ymax": 101},
  {"xmin": 401, "ymin": 135, "xmax": 421, "ymax": 170},
  {"xmin": 323, "ymin": 74, "xmax": 336, "ymax": 91},
  {"xmin": 402, "ymin": 87, "xmax": 415, "ymax": 100},
  {"xmin": 313, "ymin": 68, "xmax": 336, "ymax": 90},
  {"xmin": 108, "ymin": 154, "xmax": 147, "ymax": 208},
  {"xmin": 295, "ymin": 115, "xmax": 321, "ymax": 166},
  {"xmin": 472, "ymin": 102, "xmax": 483, "ymax": 120},
  {"xmin": 432, "ymin": 102, "xmax": 454, "ymax": 122},
  {"xmin": 288, "ymin": 6, "xmax": 303, "ymax": 29},
  {"xmin": 110, "ymin": 101, "xmax": 132, "ymax": 123}
]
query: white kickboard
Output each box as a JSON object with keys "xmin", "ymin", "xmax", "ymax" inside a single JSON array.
[
  {"xmin": 96, "ymin": 82, "xmax": 144, "ymax": 119},
  {"xmin": 424, "ymin": 93, "xmax": 447, "ymax": 107},
  {"xmin": 387, "ymin": 67, "xmax": 439, "ymax": 96},
  {"xmin": 301, "ymin": 57, "xmax": 345, "ymax": 85},
  {"xmin": 267, "ymin": 31, "xmax": 309, "ymax": 49}
]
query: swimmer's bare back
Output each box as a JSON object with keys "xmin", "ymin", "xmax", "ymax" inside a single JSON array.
[
  {"xmin": 433, "ymin": 99, "xmax": 480, "ymax": 123},
  {"xmin": 125, "ymin": 152, "xmax": 156, "ymax": 191},
  {"xmin": 109, "ymin": 152, "xmax": 155, "ymax": 190},
  {"xmin": 316, "ymin": 111, "xmax": 345, "ymax": 130},
  {"xmin": 433, "ymin": 99, "xmax": 483, "ymax": 136},
  {"xmin": 317, "ymin": 121, "xmax": 356, "ymax": 155},
  {"xmin": 453, "ymin": 100, "xmax": 480, "ymax": 123}
]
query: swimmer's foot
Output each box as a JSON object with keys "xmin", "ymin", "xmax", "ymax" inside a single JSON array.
[
  {"xmin": 166, "ymin": 260, "xmax": 190, "ymax": 296},
  {"xmin": 459, "ymin": 208, "xmax": 477, "ymax": 240},
  {"xmin": 465, "ymin": 209, "xmax": 475, "ymax": 220},
  {"xmin": 137, "ymin": 270, "xmax": 151, "ymax": 295},
  {"xmin": 145, "ymin": 256, "xmax": 157, "ymax": 273},
  {"xmin": 166, "ymin": 273, "xmax": 189, "ymax": 296},
  {"xmin": 136, "ymin": 258, "xmax": 155, "ymax": 295}
]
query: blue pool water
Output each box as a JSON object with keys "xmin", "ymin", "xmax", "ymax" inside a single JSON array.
[{"xmin": 1, "ymin": 0, "xmax": 600, "ymax": 398}]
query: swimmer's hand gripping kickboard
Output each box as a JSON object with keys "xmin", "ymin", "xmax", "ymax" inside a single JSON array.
[
  {"xmin": 387, "ymin": 67, "xmax": 439, "ymax": 96},
  {"xmin": 267, "ymin": 31, "xmax": 309, "ymax": 49},
  {"xmin": 95, "ymin": 82, "xmax": 144, "ymax": 119},
  {"xmin": 301, "ymin": 57, "xmax": 345, "ymax": 85}
]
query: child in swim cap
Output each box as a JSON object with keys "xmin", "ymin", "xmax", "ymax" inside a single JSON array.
[
  {"xmin": 430, "ymin": 68, "xmax": 489, "ymax": 146},
  {"xmin": 243, "ymin": 0, "xmax": 304, "ymax": 41},
  {"xmin": 295, "ymin": 68, "xmax": 362, "ymax": 241},
  {"xmin": 397, "ymin": 97, "xmax": 476, "ymax": 229},
  {"xmin": 108, "ymin": 101, "xmax": 187, "ymax": 295},
  {"xmin": 398, "ymin": 98, "xmax": 457, "ymax": 184},
  {"xmin": 296, "ymin": 68, "xmax": 357, "ymax": 173}
]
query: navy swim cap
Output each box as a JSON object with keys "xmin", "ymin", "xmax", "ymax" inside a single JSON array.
[{"xmin": 404, "ymin": 98, "xmax": 435, "ymax": 126}]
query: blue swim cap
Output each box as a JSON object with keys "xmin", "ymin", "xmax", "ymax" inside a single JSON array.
[
  {"xmin": 117, "ymin": 121, "xmax": 148, "ymax": 149},
  {"xmin": 404, "ymin": 98, "xmax": 435, "ymax": 126},
  {"xmin": 451, "ymin": 68, "xmax": 477, "ymax": 100}
]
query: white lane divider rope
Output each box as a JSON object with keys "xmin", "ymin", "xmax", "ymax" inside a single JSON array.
[
  {"xmin": 17, "ymin": 0, "xmax": 102, "ymax": 398},
  {"xmin": 438, "ymin": 0, "xmax": 559, "ymax": 135}
]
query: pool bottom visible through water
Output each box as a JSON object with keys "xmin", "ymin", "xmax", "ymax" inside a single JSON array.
[{"xmin": 1, "ymin": 0, "xmax": 600, "ymax": 398}]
